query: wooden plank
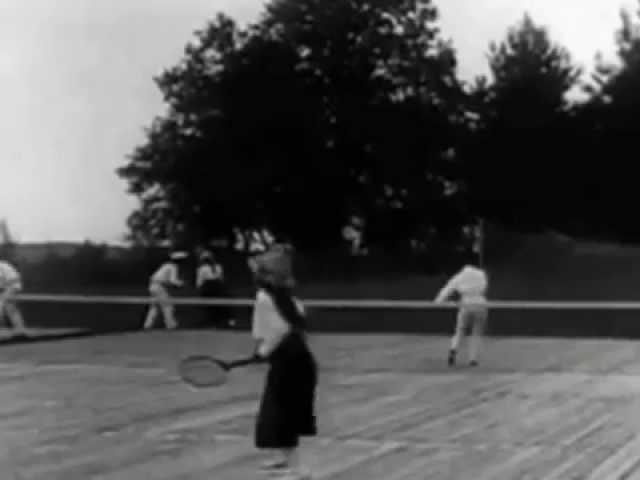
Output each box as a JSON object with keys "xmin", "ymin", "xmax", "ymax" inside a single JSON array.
[
  {"xmin": 1, "ymin": 333, "xmax": 640, "ymax": 479},
  {"xmin": 320, "ymin": 445, "xmax": 438, "ymax": 480},
  {"xmin": 337, "ymin": 374, "xmax": 522, "ymax": 440},
  {"xmin": 0, "ymin": 328, "xmax": 86, "ymax": 340},
  {"xmin": 584, "ymin": 434, "xmax": 640, "ymax": 480},
  {"xmin": 91, "ymin": 436, "xmax": 254, "ymax": 479}
]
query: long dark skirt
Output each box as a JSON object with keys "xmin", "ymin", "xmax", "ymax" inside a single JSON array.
[
  {"xmin": 255, "ymin": 332, "xmax": 318, "ymax": 449},
  {"xmin": 199, "ymin": 281, "xmax": 232, "ymax": 327}
]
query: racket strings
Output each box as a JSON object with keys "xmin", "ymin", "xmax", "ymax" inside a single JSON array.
[{"xmin": 179, "ymin": 356, "xmax": 227, "ymax": 387}]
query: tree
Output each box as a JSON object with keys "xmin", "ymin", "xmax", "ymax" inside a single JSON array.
[
  {"xmin": 462, "ymin": 14, "xmax": 582, "ymax": 231},
  {"xmin": 576, "ymin": 3, "xmax": 640, "ymax": 240},
  {"xmin": 118, "ymin": 1, "xmax": 466, "ymax": 250},
  {"xmin": 118, "ymin": 14, "xmax": 248, "ymax": 248},
  {"xmin": 260, "ymin": 0, "xmax": 469, "ymax": 247}
]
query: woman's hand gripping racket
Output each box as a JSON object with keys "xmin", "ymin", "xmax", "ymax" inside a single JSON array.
[{"xmin": 178, "ymin": 354, "xmax": 260, "ymax": 388}]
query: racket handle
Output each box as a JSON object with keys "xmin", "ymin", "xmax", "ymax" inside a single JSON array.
[{"xmin": 227, "ymin": 354, "xmax": 265, "ymax": 369}]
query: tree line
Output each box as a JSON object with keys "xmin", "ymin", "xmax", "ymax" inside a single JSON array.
[{"xmin": 118, "ymin": 0, "xmax": 640, "ymax": 254}]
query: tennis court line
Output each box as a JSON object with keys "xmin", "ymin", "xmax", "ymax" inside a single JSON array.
[
  {"xmin": 0, "ymin": 362, "xmax": 165, "ymax": 375},
  {"xmin": 208, "ymin": 432, "xmax": 542, "ymax": 453},
  {"xmin": 38, "ymin": 363, "xmax": 166, "ymax": 374}
]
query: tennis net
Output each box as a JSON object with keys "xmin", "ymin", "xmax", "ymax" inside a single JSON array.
[{"xmin": 10, "ymin": 294, "xmax": 640, "ymax": 339}]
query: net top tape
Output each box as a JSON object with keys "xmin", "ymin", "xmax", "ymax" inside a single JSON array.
[{"xmin": 11, "ymin": 294, "xmax": 640, "ymax": 310}]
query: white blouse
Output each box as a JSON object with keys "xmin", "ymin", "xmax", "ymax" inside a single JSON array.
[
  {"xmin": 196, "ymin": 263, "xmax": 223, "ymax": 288},
  {"xmin": 251, "ymin": 289, "xmax": 304, "ymax": 357},
  {"xmin": 435, "ymin": 265, "xmax": 488, "ymax": 304},
  {"xmin": 150, "ymin": 262, "xmax": 182, "ymax": 287},
  {"xmin": 0, "ymin": 261, "xmax": 21, "ymax": 290}
]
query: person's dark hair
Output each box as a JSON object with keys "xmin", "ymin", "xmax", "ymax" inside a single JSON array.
[{"xmin": 261, "ymin": 284, "xmax": 306, "ymax": 331}]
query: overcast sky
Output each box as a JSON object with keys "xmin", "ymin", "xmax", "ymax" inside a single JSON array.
[{"xmin": 0, "ymin": 0, "xmax": 633, "ymax": 242}]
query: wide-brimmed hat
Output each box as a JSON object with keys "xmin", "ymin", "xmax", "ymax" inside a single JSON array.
[
  {"xmin": 199, "ymin": 250, "xmax": 213, "ymax": 261},
  {"xmin": 248, "ymin": 243, "xmax": 295, "ymax": 288},
  {"xmin": 170, "ymin": 251, "xmax": 188, "ymax": 261}
]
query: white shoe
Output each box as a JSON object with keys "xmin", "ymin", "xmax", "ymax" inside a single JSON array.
[{"xmin": 259, "ymin": 459, "xmax": 288, "ymax": 472}]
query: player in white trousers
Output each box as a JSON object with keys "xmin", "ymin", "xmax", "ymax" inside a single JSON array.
[
  {"xmin": 435, "ymin": 264, "xmax": 488, "ymax": 367},
  {"xmin": 143, "ymin": 251, "xmax": 187, "ymax": 330},
  {"xmin": 0, "ymin": 259, "xmax": 27, "ymax": 335}
]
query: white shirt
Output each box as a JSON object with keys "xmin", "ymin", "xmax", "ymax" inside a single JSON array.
[
  {"xmin": 251, "ymin": 289, "xmax": 304, "ymax": 357},
  {"xmin": 0, "ymin": 261, "xmax": 22, "ymax": 290},
  {"xmin": 342, "ymin": 225, "xmax": 360, "ymax": 241},
  {"xmin": 196, "ymin": 263, "xmax": 223, "ymax": 288},
  {"xmin": 435, "ymin": 265, "xmax": 487, "ymax": 304},
  {"xmin": 150, "ymin": 262, "xmax": 182, "ymax": 287}
]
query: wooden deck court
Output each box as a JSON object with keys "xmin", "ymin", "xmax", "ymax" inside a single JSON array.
[{"xmin": 1, "ymin": 331, "xmax": 640, "ymax": 479}]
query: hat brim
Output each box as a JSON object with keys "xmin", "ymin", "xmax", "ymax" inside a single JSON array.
[{"xmin": 248, "ymin": 245, "xmax": 295, "ymax": 287}]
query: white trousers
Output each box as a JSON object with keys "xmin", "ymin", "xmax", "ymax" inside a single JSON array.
[
  {"xmin": 0, "ymin": 287, "xmax": 26, "ymax": 332},
  {"xmin": 450, "ymin": 304, "xmax": 488, "ymax": 362},
  {"xmin": 144, "ymin": 283, "xmax": 177, "ymax": 329}
]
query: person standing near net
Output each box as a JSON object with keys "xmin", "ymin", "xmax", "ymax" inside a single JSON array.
[
  {"xmin": 248, "ymin": 244, "xmax": 317, "ymax": 480},
  {"xmin": 196, "ymin": 250, "xmax": 235, "ymax": 328},
  {"xmin": 143, "ymin": 251, "xmax": 187, "ymax": 330},
  {"xmin": 0, "ymin": 259, "xmax": 27, "ymax": 335},
  {"xmin": 435, "ymin": 263, "xmax": 489, "ymax": 367}
]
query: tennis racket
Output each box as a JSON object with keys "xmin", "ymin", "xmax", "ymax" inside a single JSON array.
[{"xmin": 178, "ymin": 354, "xmax": 259, "ymax": 388}]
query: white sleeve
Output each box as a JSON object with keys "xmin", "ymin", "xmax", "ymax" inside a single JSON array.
[
  {"xmin": 211, "ymin": 264, "xmax": 223, "ymax": 280},
  {"xmin": 0, "ymin": 264, "xmax": 21, "ymax": 289},
  {"xmin": 251, "ymin": 291, "xmax": 290, "ymax": 357},
  {"xmin": 251, "ymin": 292, "xmax": 268, "ymax": 340},
  {"xmin": 6, "ymin": 265, "xmax": 19, "ymax": 282},
  {"xmin": 151, "ymin": 264, "xmax": 167, "ymax": 284},
  {"xmin": 169, "ymin": 264, "xmax": 182, "ymax": 286},
  {"xmin": 196, "ymin": 266, "xmax": 208, "ymax": 288},
  {"xmin": 435, "ymin": 273, "xmax": 460, "ymax": 303}
]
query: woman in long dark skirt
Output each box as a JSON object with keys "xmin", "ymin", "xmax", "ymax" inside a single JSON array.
[
  {"xmin": 248, "ymin": 244, "xmax": 317, "ymax": 480},
  {"xmin": 197, "ymin": 251, "xmax": 234, "ymax": 328}
]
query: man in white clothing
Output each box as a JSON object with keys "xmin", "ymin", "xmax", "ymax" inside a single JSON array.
[
  {"xmin": 143, "ymin": 251, "xmax": 187, "ymax": 330},
  {"xmin": 0, "ymin": 259, "xmax": 27, "ymax": 334},
  {"xmin": 435, "ymin": 263, "xmax": 488, "ymax": 367}
]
